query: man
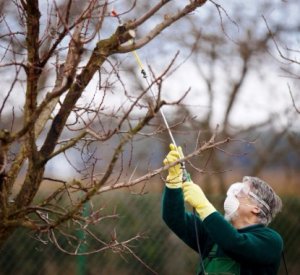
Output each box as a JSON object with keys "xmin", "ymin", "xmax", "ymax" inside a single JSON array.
[{"xmin": 162, "ymin": 144, "xmax": 283, "ymax": 275}]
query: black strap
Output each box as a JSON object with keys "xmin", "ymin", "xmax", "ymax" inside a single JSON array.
[
  {"xmin": 193, "ymin": 208, "xmax": 206, "ymax": 274},
  {"xmin": 282, "ymin": 251, "xmax": 289, "ymax": 275}
]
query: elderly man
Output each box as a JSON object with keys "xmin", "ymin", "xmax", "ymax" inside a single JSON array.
[{"xmin": 162, "ymin": 144, "xmax": 283, "ymax": 275}]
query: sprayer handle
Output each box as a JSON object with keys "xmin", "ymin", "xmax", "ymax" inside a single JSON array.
[{"xmin": 182, "ymin": 170, "xmax": 191, "ymax": 182}]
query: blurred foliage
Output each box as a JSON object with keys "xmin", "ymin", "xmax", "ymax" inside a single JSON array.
[{"xmin": 0, "ymin": 189, "xmax": 299, "ymax": 275}]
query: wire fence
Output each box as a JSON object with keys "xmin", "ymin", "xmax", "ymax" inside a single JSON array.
[{"xmin": 0, "ymin": 189, "xmax": 299, "ymax": 275}]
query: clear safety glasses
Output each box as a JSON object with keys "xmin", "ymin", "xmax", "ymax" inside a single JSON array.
[{"xmin": 227, "ymin": 181, "xmax": 270, "ymax": 216}]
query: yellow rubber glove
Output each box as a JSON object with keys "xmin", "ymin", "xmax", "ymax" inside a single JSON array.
[
  {"xmin": 163, "ymin": 144, "xmax": 183, "ymax": 188},
  {"xmin": 183, "ymin": 181, "xmax": 216, "ymax": 219}
]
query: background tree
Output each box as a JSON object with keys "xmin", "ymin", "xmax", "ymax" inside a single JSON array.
[{"xmin": 127, "ymin": 0, "xmax": 300, "ymax": 194}]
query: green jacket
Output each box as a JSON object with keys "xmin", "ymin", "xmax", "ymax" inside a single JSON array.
[{"xmin": 162, "ymin": 187, "xmax": 283, "ymax": 275}]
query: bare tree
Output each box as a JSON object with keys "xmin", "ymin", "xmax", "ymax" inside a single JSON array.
[
  {"xmin": 262, "ymin": 11, "xmax": 300, "ymax": 164},
  {"xmin": 0, "ymin": 0, "xmax": 237, "ymax": 265}
]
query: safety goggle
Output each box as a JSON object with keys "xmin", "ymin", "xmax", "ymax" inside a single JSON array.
[{"xmin": 227, "ymin": 182, "xmax": 270, "ymax": 216}]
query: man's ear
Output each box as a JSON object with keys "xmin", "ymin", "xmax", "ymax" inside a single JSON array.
[{"xmin": 251, "ymin": 206, "xmax": 261, "ymax": 215}]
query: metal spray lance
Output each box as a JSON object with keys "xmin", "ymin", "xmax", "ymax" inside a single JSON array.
[{"xmin": 131, "ymin": 50, "xmax": 191, "ymax": 182}]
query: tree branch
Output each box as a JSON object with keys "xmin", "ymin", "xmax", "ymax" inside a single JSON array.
[{"xmin": 117, "ymin": 0, "xmax": 207, "ymax": 53}]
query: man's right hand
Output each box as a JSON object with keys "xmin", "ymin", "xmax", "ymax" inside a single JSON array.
[{"xmin": 163, "ymin": 144, "xmax": 183, "ymax": 188}]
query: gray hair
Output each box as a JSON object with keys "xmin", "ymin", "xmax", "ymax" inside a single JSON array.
[{"xmin": 243, "ymin": 176, "xmax": 282, "ymax": 225}]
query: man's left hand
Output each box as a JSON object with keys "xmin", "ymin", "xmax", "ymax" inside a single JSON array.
[{"xmin": 183, "ymin": 181, "xmax": 216, "ymax": 219}]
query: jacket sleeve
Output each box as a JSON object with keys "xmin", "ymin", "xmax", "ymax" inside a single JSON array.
[
  {"xmin": 161, "ymin": 186, "xmax": 211, "ymax": 254},
  {"xmin": 203, "ymin": 212, "xmax": 283, "ymax": 264}
]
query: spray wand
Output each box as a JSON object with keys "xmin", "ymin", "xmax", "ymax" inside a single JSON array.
[{"xmin": 131, "ymin": 50, "xmax": 191, "ymax": 182}]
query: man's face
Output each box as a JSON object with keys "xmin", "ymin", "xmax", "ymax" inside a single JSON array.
[{"xmin": 224, "ymin": 183, "xmax": 258, "ymax": 222}]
